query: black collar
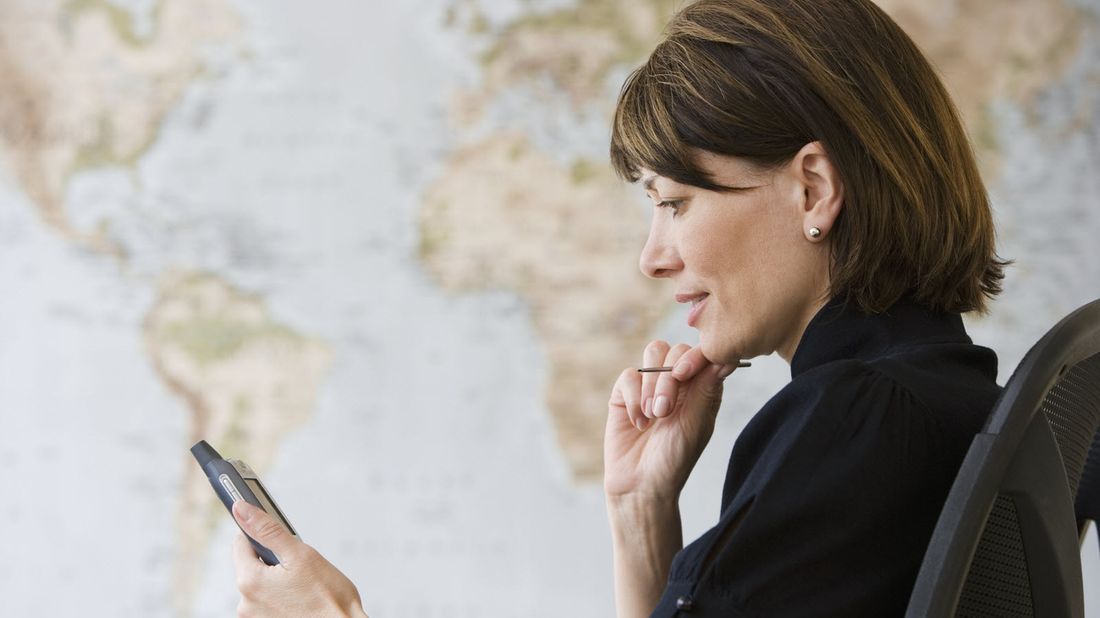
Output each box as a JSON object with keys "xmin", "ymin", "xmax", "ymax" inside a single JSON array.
[{"xmin": 789, "ymin": 296, "xmax": 971, "ymax": 379}]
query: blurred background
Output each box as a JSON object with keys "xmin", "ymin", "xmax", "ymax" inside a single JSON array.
[{"xmin": 1, "ymin": 0, "xmax": 1098, "ymax": 616}]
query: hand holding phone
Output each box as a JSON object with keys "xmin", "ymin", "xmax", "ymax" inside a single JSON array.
[{"xmin": 191, "ymin": 440, "xmax": 297, "ymax": 565}]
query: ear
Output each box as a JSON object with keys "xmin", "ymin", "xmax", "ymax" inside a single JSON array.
[{"xmin": 791, "ymin": 141, "xmax": 843, "ymax": 242}]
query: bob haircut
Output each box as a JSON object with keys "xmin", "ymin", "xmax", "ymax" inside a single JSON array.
[{"xmin": 610, "ymin": 0, "xmax": 1007, "ymax": 314}]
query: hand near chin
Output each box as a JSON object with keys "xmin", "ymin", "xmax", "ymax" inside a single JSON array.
[
  {"xmin": 604, "ymin": 342, "xmax": 740, "ymax": 502},
  {"xmin": 231, "ymin": 500, "xmax": 370, "ymax": 618}
]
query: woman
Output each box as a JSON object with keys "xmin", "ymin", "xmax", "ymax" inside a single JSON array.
[
  {"xmin": 603, "ymin": 0, "xmax": 1005, "ymax": 614},
  {"xmin": 229, "ymin": 0, "xmax": 1006, "ymax": 615}
]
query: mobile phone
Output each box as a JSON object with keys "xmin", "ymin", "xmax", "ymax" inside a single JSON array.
[{"xmin": 190, "ymin": 440, "xmax": 297, "ymax": 565}]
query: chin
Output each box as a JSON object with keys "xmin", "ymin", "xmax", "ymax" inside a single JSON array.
[
  {"xmin": 699, "ymin": 324, "xmax": 759, "ymax": 365},
  {"xmin": 698, "ymin": 338, "xmax": 738, "ymax": 366}
]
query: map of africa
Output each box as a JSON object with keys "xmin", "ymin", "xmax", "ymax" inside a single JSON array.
[{"xmin": 1, "ymin": 0, "xmax": 1098, "ymax": 616}]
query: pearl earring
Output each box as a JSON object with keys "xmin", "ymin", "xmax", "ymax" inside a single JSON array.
[{"xmin": 809, "ymin": 227, "xmax": 822, "ymax": 238}]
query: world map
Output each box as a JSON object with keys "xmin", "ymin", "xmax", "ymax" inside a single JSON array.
[{"xmin": 1, "ymin": 0, "xmax": 1098, "ymax": 616}]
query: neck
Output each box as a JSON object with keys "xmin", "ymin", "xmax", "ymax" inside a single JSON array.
[{"xmin": 777, "ymin": 294, "xmax": 830, "ymax": 364}]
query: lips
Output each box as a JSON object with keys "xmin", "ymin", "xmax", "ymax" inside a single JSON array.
[{"xmin": 676, "ymin": 292, "xmax": 710, "ymax": 327}]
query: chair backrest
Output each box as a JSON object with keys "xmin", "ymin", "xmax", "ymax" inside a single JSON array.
[{"xmin": 905, "ymin": 298, "xmax": 1100, "ymax": 618}]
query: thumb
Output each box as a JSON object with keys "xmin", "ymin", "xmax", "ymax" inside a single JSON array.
[
  {"xmin": 694, "ymin": 363, "xmax": 728, "ymax": 401},
  {"xmin": 232, "ymin": 499, "xmax": 298, "ymax": 559}
]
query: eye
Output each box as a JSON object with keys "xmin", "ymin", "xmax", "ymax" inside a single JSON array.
[{"xmin": 656, "ymin": 199, "xmax": 684, "ymax": 214}]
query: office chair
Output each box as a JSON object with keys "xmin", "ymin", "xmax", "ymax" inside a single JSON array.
[{"xmin": 905, "ymin": 298, "xmax": 1100, "ymax": 617}]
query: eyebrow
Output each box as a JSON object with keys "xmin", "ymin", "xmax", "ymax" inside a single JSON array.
[{"xmin": 642, "ymin": 175, "xmax": 657, "ymax": 191}]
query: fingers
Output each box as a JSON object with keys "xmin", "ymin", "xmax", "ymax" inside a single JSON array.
[
  {"xmin": 651, "ymin": 343, "xmax": 691, "ymax": 418},
  {"xmin": 648, "ymin": 344, "xmax": 743, "ymax": 419},
  {"xmin": 233, "ymin": 530, "xmax": 266, "ymax": 604},
  {"xmin": 640, "ymin": 340, "xmax": 671, "ymax": 420},
  {"xmin": 232, "ymin": 500, "xmax": 299, "ymax": 564},
  {"xmin": 611, "ymin": 367, "xmax": 647, "ymax": 432},
  {"xmin": 233, "ymin": 529, "xmax": 259, "ymax": 570},
  {"xmin": 612, "ymin": 341, "xmax": 745, "ymax": 432},
  {"xmin": 670, "ymin": 346, "xmax": 710, "ymax": 381}
]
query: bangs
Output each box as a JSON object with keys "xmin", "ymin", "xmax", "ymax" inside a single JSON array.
[
  {"xmin": 609, "ymin": 36, "xmax": 792, "ymax": 192},
  {"xmin": 609, "ymin": 53, "xmax": 730, "ymax": 192}
]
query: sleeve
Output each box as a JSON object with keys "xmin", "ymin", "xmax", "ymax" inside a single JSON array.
[{"xmin": 679, "ymin": 362, "xmax": 968, "ymax": 617}]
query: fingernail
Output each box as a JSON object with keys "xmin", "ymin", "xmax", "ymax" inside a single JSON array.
[
  {"xmin": 635, "ymin": 417, "xmax": 649, "ymax": 431},
  {"xmin": 653, "ymin": 395, "xmax": 670, "ymax": 417},
  {"xmin": 717, "ymin": 364, "xmax": 735, "ymax": 380},
  {"xmin": 673, "ymin": 360, "xmax": 692, "ymax": 378},
  {"xmin": 643, "ymin": 396, "xmax": 653, "ymax": 418}
]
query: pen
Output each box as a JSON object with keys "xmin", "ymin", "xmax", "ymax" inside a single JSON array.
[{"xmin": 638, "ymin": 361, "xmax": 751, "ymax": 373}]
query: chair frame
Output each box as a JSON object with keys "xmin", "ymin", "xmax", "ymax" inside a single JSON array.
[{"xmin": 905, "ymin": 299, "xmax": 1100, "ymax": 617}]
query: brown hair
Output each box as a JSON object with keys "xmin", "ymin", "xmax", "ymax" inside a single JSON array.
[{"xmin": 610, "ymin": 0, "xmax": 1007, "ymax": 314}]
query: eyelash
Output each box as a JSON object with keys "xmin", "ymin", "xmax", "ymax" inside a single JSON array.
[{"xmin": 657, "ymin": 200, "xmax": 684, "ymax": 214}]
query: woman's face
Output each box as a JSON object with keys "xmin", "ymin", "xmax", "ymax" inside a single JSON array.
[{"xmin": 639, "ymin": 151, "xmax": 834, "ymax": 364}]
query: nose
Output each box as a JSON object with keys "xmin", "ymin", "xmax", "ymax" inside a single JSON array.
[{"xmin": 639, "ymin": 215, "xmax": 682, "ymax": 279}]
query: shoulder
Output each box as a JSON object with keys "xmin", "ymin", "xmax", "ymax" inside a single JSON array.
[
  {"xmin": 723, "ymin": 347, "xmax": 999, "ymax": 506},
  {"xmin": 732, "ymin": 358, "xmax": 960, "ymax": 503},
  {"xmin": 709, "ymin": 362, "xmax": 991, "ymax": 616},
  {"xmin": 790, "ymin": 358, "xmax": 905, "ymax": 409},
  {"xmin": 761, "ymin": 358, "xmax": 924, "ymax": 440},
  {"xmin": 790, "ymin": 342, "xmax": 999, "ymax": 435},
  {"xmin": 737, "ymin": 357, "xmax": 977, "ymax": 476},
  {"xmin": 783, "ymin": 359, "xmax": 928, "ymax": 447},
  {"xmin": 724, "ymin": 360, "xmax": 916, "ymax": 498}
]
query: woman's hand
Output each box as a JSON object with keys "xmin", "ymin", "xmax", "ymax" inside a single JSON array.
[
  {"xmin": 231, "ymin": 500, "xmax": 369, "ymax": 618},
  {"xmin": 604, "ymin": 341, "xmax": 738, "ymax": 502},
  {"xmin": 604, "ymin": 342, "xmax": 738, "ymax": 616}
]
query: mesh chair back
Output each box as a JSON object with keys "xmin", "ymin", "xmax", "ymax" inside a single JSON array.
[
  {"xmin": 1044, "ymin": 354, "xmax": 1100, "ymax": 504},
  {"xmin": 906, "ymin": 299, "xmax": 1100, "ymax": 618},
  {"xmin": 1080, "ymin": 430, "xmax": 1100, "ymax": 536}
]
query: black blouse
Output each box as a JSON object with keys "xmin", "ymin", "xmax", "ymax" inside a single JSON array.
[{"xmin": 651, "ymin": 297, "xmax": 1001, "ymax": 617}]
